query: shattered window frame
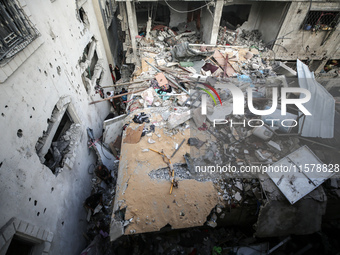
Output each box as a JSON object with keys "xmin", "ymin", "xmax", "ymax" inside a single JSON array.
[
  {"xmin": 35, "ymin": 97, "xmax": 81, "ymax": 176},
  {"xmin": 0, "ymin": 0, "xmax": 40, "ymax": 63}
]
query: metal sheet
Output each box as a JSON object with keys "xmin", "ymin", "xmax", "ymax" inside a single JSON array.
[
  {"xmin": 297, "ymin": 59, "xmax": 335, "ymax": 138},
  {"xmin": 266, "ymin": 145, "xmax": 334, "ymax": 204}
]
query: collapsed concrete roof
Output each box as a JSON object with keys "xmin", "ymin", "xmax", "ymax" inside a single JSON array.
[
  {"xmin": 110, "ymin": 108, "xmax": 219, "ymax": 239},
  {"xmin": 94, "ymin": 27, "xmax": 340, "ymax": 242}
]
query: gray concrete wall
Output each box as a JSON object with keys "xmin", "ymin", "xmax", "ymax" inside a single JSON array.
[
  {"xmin": 0, "ymin": 0, "xmax": 112, "ymax": 254},
  {"xmin": 169, "ymin": 2, "xmax": 188, "ymax": 28},
  {"xmin": 257, "ymin": 2, "xmax": 289, "ymax": 44},
  {"xmin": 201, "ymin": 3, "xmax": 214, "ymax": 43},
  {"xmin": 273, "ymin": 1, "xmax": 340, "ymax": 60},
  {"xmin": 239, "ymin": 2, "xmax": 262, "ymax": 31}
]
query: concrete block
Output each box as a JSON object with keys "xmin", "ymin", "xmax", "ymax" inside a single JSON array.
[
  {"xmin": 12, "ymin": 218, "xmax": 20, "ymax": 231},
  {"xmin": 24, "ymin": 43, "xmax": 34, "ymax": 56},
  {"xmin": 31, "ymin": 225, "xmax": 38, "ymax": 236},
  {"xmin": 7, "ymin": 58, "xmax": 19, "ymax": 73},
  {"xmin": 21, "ymin": 45, "xmax": 30, "ymax": 59},
  {"xmin": 43, "ymin": 241, "xmax": 51, "ymax": 252},
  {"xmin": 0, "ymin": 68, "xmax": 8, "ymax": 83},
  {"xmin": 1, "ymin": 64, "xmax": 14, "ymax": 77},
  {"xmin": 16, "ymin": 50, "xmax": 27, "ymax": 64},
  {"xmin": 167, "ymin": 110, "xmax": 191, "ymax": 129},
  {"xmin": 46, "ymin": 231, "xmax": 54, "ymax": 242},
  {"xmin": 25, "ymin": 224, "xmax": 34, "ymax": 235},
  {"xmin": 17, "ymin": 221, "xmax": 28, "ymax": 233},
  {"xmin": 11, "ymin": 53, "xmax": 24, "ymax": 69},
  {"xmin": 36, "ymin": 228, "xmax": 45, "ymax": 240},
  {"xmin": 42, "ymin": 230, "xmax": 49, "ymax": 241},
  {"xmin": 110, "ymin": 221, "xmax": 124, "ymax": 241},
  {"xmin": 2, "ymin": 223, "xmax": 15, "ymax": 241}
]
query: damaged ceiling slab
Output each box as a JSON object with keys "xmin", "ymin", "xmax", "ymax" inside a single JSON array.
[{"xmin": 110, "ymin": 108, "xmax": 219, "ymax": 239}]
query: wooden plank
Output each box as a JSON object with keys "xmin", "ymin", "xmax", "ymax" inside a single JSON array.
[
  {"xmin": 89, "ymin": 88, "xmax": 147, "ymax": 105},
  {"xmin": 101, "ymin": 80, "xmax": 146, "ymax": 88}
]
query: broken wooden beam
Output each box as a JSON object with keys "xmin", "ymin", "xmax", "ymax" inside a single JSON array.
[
  {"xmin": 89, "ymin": 88, "xmax": 147, "ymax": 105},
  {"xmin": 101, "ymin": 80, "xmax": 147, "ymax": 88}
]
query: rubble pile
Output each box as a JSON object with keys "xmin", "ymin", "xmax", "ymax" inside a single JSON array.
[
  {"xmin": 105, "ymin": 40, "xmax": 340, "ymax": 232},
  {"xmin": 217, "ymin": 27, "xmax": 266, "ymax": 51},
  {"xmin": 84, "ymin": 21, "xmax": 340, "ymax": 255},
  {"xmin": 83, "ymin": 162, "xmax": 119, "ymax": 243},
  {"xmin": 38, "ymin": 123, "xmax": 82, "ymax": 175},
  {"xmin": 139, "ymin": 21, "xmax": 200, "ymax": 49}
]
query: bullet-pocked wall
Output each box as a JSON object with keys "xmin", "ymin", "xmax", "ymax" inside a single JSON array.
[
  {"xmin": 0, "ymin": 0, "xmax": 113, "ymax": 254},
  {"xmin": 272, "ymin": 1, "xmax": 340, "ymax": 61}
]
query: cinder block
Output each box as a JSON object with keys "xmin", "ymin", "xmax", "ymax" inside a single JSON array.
[
  {"xmin": 0, "ymin": 68, "xmax": 8, "ymax": 83},
  {"xmin": 46, "ymin": 231, "xmax": 54, "ymax": 242},
  {"xmin": 30, "ymin": 226, "xmax": 39, "ymax": 237},
  {"xmin": 17, "ymin": 221, "xmax": 28, "ymax": 233},
  {"xmin": 1, "ymin": 64, "xmax": 14, "ymax": 77},
  {"xmin": 42, "ymin": 230, "xmax": 49, "ymax": 241},
  {"xmin": 7, "ymin": 59, "xmax": 19, "ymax": 73},
  {"xmin": 12, "ymin": 218, "xmax": 20, "ymax": 231},
  {"xmin": 25, "ymin": 224, "xmax": 34, "ymax": 235},
  {"xmin": 20, "ymin": 46, "xmax": 29, "ymax": 60},
  {"xmin": 37, "ymin": 228, "xmax": 45, "ymax": 240},
  {"xmin": 2, "ymin": 224, "xmax": 15, "ymax": 241},
  {"xmin": 43, "ymin": 241, "xmax": 51, "ymax": 252},
  {"xmin": 16, "ymin": 50, "xmax": 27, "ymax": 63},
  {"xmin": 24, "ymin": 43, "xmax": 33, "ymax": 56}
]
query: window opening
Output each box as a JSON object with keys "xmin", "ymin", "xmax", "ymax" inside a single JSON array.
[
  {"xmin": 220, "ymin": 4, "xmax": 251, "ymax": 30},
  {"xmin": 43, "ymin": 109, "xmax": 73, "ymax": 174},
  {"xmin": 302, "ymin": 11, "xmax": 340, "ymax": 31},
  {"xmin": 0, "ymin": 0, "xmax": 40, "ymax": 62},
  {"xmin": 5, "ymin": 235, "xmax": 35, "ymax": 255}
]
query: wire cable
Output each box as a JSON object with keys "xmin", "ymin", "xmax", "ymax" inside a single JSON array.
[{"xmin": 163, "ymin": 0, "xmax": 214, "ymax": 14}]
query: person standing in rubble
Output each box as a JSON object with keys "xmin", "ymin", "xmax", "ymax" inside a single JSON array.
[
  {"xmin": 114, "ymin": 65, "xmax": 121, "ymax": 82},
  {"xmin": 113, "ymin": 92, "xmax": 121, "ymax": 115},
  {"xmin": 109, "ymin": 64, "xmax": 116, "ymax": 84},
  {"xmin": 120, "ymin": 88, "xmax": 128, "ymax": 111},
  {"xmin": 106, "ymin": 91, "xmax": 116, "ymax": 110}
]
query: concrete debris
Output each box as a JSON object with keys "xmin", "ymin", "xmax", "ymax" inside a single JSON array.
[
  {"xmin": 83, "ymin": 17, "xmax": 340, "ymax": 254},
  {"xmin": 148, "ymin": 138, "xmax": 156, "ymax": 144},
  {"xmin": 123, "ymin": 124, "xmax": 145, "ymax": 144},
  {"xmin": 252, "ymin": 126, "xmax": 274, "ymax": 140},
  {"xmin": 167, "ymin": 110, "xmax": 191, "ymax": 129}
]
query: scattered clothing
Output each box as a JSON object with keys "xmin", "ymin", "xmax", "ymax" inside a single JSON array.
[{"xmin": 133, "ymin": 112, "xmax": 150, "ymax": 124}]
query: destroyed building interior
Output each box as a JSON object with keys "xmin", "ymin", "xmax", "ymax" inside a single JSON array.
[{"xmin": 0, "ymin": 0, "xmax": 340, "ymax": 254}]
